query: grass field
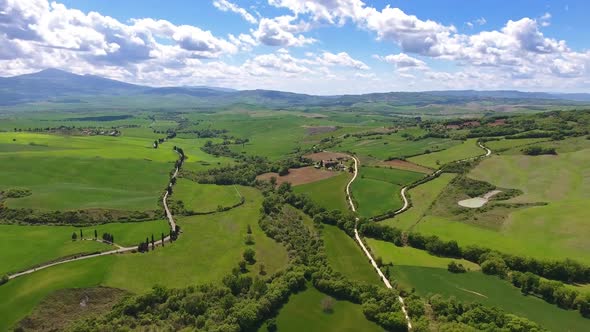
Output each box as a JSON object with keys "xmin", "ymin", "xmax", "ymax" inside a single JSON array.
[
  {"xmin": 322, "ymin": 225, "xmax": 381, "ymax": 285},
  {"xmin": 408, "ymin": 138, "xmax": 483, "ymax": 168},
  {"xmin": 392, "ymin": 266, "xmax": 590, "ymax": 332},
  {"xmin": 0, "ymin": 188, "xmax": 289, "ymax": 329},
  {"xmin": 0, "ymin": 220, "xmax": 170, "ymax": 275},
  {"xmin": 484, "ymin": 138, "xmax": 550, "ymax": 152},
  {"xmin": 0, "ymin": 132, "xmax": 176, "ymax": 211},
  {"xmin": 294, "ymin": 172, "xmax": 351, "ymax": 213},
  {"xmin": 352, "ymin": 167, "xmax": 424, "ymax": 218},
  {"xmin": 173, "ymin": 179, "xmax": 243, "ymax": 213},
  {"xmin": 433, "ymin": 147, "xmax": 590, "ymax": 263},
  {"xmin": 366, "ymin": 239, "xmax": 479, "ymax": 271},
  {"xmin": 334, "ymin": 127, "xmax": 459, "ymax": 161},
  {"xmin": 259, "ymin": 286, "xmax": 384, "ymax": 332},
  {"xmin": 382, "ymin": 173, "xmax": 456, "ymax": 229}
]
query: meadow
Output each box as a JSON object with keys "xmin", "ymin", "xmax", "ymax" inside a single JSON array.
[
  {"xmin": 0, "ymin": 220, "xmax": 169, "ymax": 275},
  {"xmin": 293, "ymin": 172, "xmax": 351, "ymax": 213},
  {"xmin": 408, "ymin": 138, "xmax": 483, "ymax": 168},
  {"xmin": 172, "ymin": 179, "xmax": 243, "ymax": 213},
  {"xmin": 334, "ymin": 128, "xmax": 459, "ymax": 161},
  {"xmin": 382, "ymin": 173, "xmax": 456, "ymax": 229},
  {"xmin": 366, "ymin": 239, "xmax": 479, "ymax": 271},
  {"xmin": 0, "ymin": 187, "xmax": 288, "ymax": 329},
  {"xmin": 392, "ymin": 266, "xmax": 590, "ymax": 332},
  {"xmin": 322, "ymin": 225, "xmax": 381, "ymax": 285},
  {"xmin": 457, "ymin": 146, "xmax": 590, "ymax": 263},
  {"xmin": 259, "ymin": 286, "xmax": 384, "ymax": 332},
  {"xmin": 0, "ymin": 132, "xmax": 176, "ymax": 211},
  {"xmin": 352, "ymin": 166, "xmax": 424, "ymax": 218}
]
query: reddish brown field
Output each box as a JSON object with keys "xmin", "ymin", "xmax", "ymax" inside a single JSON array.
[
  {"xmin": 304, "ymin": 151, "xmax": 349, "ymax": 162},
  {"xmin": 380, "ymin": 159, "xmax": 433, "ymax": 173},
  {"xmin": 303, "ymin": 126, "xmax": 338, "ymax": 135},
  {"xmin": 256, "ymin": 166, "xmax": 340, "ymax": 186}
]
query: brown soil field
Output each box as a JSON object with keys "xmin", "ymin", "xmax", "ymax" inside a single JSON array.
[
  {"xmin": 304, "ymin": 151, "xmax": 350, "ymax": 162},
  {"xmin": 256, "ymin": 166, "xmax": 340, "ymax": 186},
  {"xmin": 380, "ymin": 159, "xmax": 433, "ymax": 173}
]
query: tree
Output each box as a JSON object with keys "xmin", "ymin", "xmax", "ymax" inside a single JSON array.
[
  {"xmin": 151, "ymin": 234, "xmax": 155, "ymax": 250},
  {"xmin": 375, "ymin": 256, "xmax": 383, "ymax": 267},
  {"xmin": 243, "ymin": 248, "xmax": 256, "ymax": 264},
  {"xmin": 321, "ymin": 296, "xmax": 335, "ymax": 313},
  {"xmin": 72, "ymin": 232, "xmax": 77, "ymax": 241},
  {"xmin": 247, "ymin": 224, "xmax": 252, "ymax": 234},
  {"xmin": 161, "ymin": 232, "xmax": 165, "ymax": 247},
  {"xmin": 94, "ymin": 229, "xmax": 98, "ymax": 240},
  {"xmin": 80, "ymin": 229, "xmax": 83, "ymax": 239},
  {"xmin": 259, "ymin": 263, "xmax": 266, "ymax": 276},
  {"xmin": 238, "ymin": 260, "xmax": 247, "ymax": 273},
  {"xmin": 244, "ymin": 235, "xmax": 254, "ymax": 245}
]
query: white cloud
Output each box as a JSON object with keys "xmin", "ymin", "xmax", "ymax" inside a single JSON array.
[
  {"xmin": 213, "ymin": 0, "xmax": 258, "ymax": 24},
  {"xmin": 318, "ymin": 51, "xmax": 369, "ymax": 70},
  {"xmin": 377, "ymin": 53, "xmax": 427, "ymax": 69},
  {"xmin": 252, "ymin": 15, "xmax": 315, "ymax": 47}
]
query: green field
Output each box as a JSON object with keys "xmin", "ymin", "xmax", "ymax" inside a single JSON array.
[
  {"xmin": 392, "ymin": 266, "xmax": 590, "ymax": 332},
  {"xmin": 0, "ymin": 188, "xmax": 288, "ymax": 329},
  {"xmin": 173, "ymin": 179, "xmax": 243, "ymax": 213},
  {"xmin": 485, "ymin": 138, "xmax": 550, "ymax": 152},
  {"xmin": 259, "ymin": 286, "xmax": 384, "ymax": 332},
  {"xmin": 382, "ymin": 173, "xmax": 456, "ymax": 229},
  {"xmin": 0, "ymin": 220, "xmax": 169, "ymax": 275},
  {"xmin": 408, "ymin": 138, "xmax": 483, "ymax": 168},
  {"xmin": 413, "ymin": 147, "xmax": 590, "ymax": 264},
  {"xmin": 322, "ymin": 225, "xmax": 381, "ymax": 285},
  {"xmin": 0, "ymin": 132, "xmax": 176, "ymax": 211},
  {"xmin": 352, "ymin": 167, "xmax": 424, "ymax": 218},
  {"xmin": 334, "ymin": 127, "xmax": 459, "ymax": 160},
  {"xmin": 366, "ymin": 239, "xmax": 479, "ymax": 271},
  {"xmin": 294, "ymin": 172, "xmax": 352, "ymax": 212}
]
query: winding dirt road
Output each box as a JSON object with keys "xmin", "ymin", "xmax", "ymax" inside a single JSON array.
[
  {"xmin": 345, "ymin": 155, "xmax": 413, "ymax": 330},
  {"xmin": 343, "ymin": 141, "xmax": 492, "ymax": 329},
  {"xmin": 8, "ymin": 161, "xmax": 181, "ymax": 280},
  {"xmin": 391, "ymin": 141, "xmax": 492, "ymax": 216}
]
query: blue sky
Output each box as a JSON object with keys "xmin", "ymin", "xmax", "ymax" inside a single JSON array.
[{"xmin": 1, "ymin": 0, "xmax": 589, "ymax": 93}]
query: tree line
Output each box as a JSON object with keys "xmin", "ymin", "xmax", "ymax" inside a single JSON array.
[{"xmin": 361, "ymin": 222, "xmax": 590, "ymax": 318}]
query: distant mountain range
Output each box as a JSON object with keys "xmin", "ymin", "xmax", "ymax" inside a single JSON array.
[{"xmin": 1, "ymin": 68, "xmax": 589, "ymax": 106}]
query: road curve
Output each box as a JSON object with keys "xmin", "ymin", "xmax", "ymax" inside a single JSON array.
[
  {"xmin": 391, "ymin": 141, "xmax": 492, "ymax": 217},
  {"xmin": 345, "ymin": 154, "xmax": 413, "ymax": 330},
  {"xmin": 7, "ymin": 160, "xmax": 182, "ymax": 280}
]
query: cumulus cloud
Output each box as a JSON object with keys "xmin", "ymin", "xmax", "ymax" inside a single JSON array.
[
  {"xmin": 252, "ymin": 15, "xmax": 315, "ymax": 47},
  {"xmin": 376, "ymin": 53, "xmax": 427, "ymax": 69},
  {"xmin": 213, "ymin": 0, "xmax": 258, "ymax": 24},
  {"xmin": 318, "ymin": 51, "xmax": 369, "ymax": 70}
]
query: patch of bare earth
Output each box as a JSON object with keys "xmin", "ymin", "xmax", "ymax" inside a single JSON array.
[
  {"xmin": 16, "ymin": 287, "xmax": 128, "ymax": 331},
  {"xmin": 256, "ymin": 166, "xmax": 340, "ymax": 186},
  {"xmin": 381, "ymin": 159, "xmax": 433, "ymax": 173},
  {"xmin": 303, "ymin": 125, "xmax": 338, "ymax": 135},
  {"xmin": 304, "ymin": 151, "xmax": 350, "ymax": 162}
]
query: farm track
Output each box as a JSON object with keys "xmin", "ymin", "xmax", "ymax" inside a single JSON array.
[
  {"xmin": 7, "ymin": 154, "xmax": 183, "ymax": 280},
  {"xmin": 345, "ymin": 155, "xmax": 413, "ymax": 330},
  {"xmin": 392, "ymin": 141, "xmax": 491, "ymax": 216},
  {"xmin": 342, "ymin": 141, "xmax": 491, "ymax": 330}
]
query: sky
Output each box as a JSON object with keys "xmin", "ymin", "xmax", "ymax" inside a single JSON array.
[{"xmin": 1, "ymin": 0, "xmax": 589, "ymax": 94}]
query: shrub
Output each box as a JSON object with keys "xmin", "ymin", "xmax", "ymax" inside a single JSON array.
[{"xmin": 447, "ymin": 261, "xmax": 467, "ymax": 273}]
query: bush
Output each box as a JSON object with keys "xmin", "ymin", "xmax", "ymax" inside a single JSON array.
[
  {"xmin": 243, "ymin": 248, "xmax": 256, "ymax": 264},
  {"xmin": 447, "ymin": 261, "xmax": 467, "ymax": 273},
  {"xmin": 522, "ymin": 146, "xmax": 557, "ymax": 156},
  {"xmin": 0, "ymin": 274, "xmax": 8, "ymax": 285}
]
